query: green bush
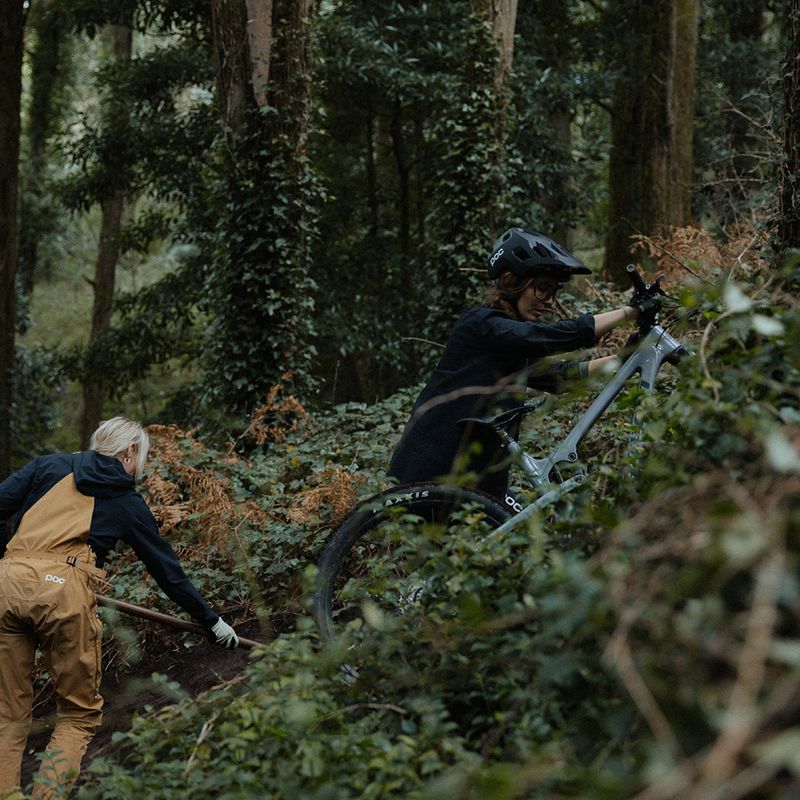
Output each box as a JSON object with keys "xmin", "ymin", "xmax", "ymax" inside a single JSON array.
[{"xmin": 76, "ymin": 267, "xmax": 800, "ymax": 799}]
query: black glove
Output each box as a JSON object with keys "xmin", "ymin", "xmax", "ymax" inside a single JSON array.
[{"xmin": 628, "ymin": 288, "xmax": 662, "ymax": 329}]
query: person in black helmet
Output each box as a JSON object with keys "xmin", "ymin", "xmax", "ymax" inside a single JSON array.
[{"xmin": 388, "ymin": 227, "xmax": 645, "ymax": 500}]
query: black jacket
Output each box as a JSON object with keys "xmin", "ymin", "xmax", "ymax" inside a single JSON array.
[
  {"xmin": 0, "ymin": 451, "xmax": 218, "ymax": 627},
  {"xmin": 388, "ymin": 306, "xmax": 596, "ymax": 497}
]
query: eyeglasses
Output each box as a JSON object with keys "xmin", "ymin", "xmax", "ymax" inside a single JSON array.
[{"xmin": 530, "ymin": 278, "xmax": 564, "ymax": 302}]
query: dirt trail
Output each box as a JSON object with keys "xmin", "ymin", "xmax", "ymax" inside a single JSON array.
[{"xmin": 20, "ymin": 622, "xmax": 262, "ymax": 789}]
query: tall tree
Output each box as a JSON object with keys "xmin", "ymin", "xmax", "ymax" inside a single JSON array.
[
  {"xmin": 18, "ymin": 0, "xmax": 71, "ymax": 299},
  {"xmin": 206, "ymin": 0, "xmax": 318, "ymax": 416},
  {"xmin": 429, "ymin": 1, "xmax": 518, "ymax": 317},
  {"xmin": 79, "ymin": 22, "xmax": 133, "ymax": 447},
  {"xmin": 0, "ymin": 1, "xmax": 25, "ymax": 479},
  {"xmin": 309, "ymin": 2, "xmax": 522, "ymax": 403},
  {"xmin": 470, "ymin": 0, "xmax": 519, "ymax": 224},
  {"xmin": 780, "ymin": 0, "xmax": 800, "ymax": 249},
  {"xmin": 604, "ymin": 0, "xmax": 699, "ymax": 281}
]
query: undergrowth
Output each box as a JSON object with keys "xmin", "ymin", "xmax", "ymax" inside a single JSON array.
[{"xmin": 65, "ymin": 231, "xmax": 800, "ymax": 798}]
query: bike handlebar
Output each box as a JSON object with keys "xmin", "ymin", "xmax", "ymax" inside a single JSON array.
[
  {"xmin": 626, "ymin": 263, "xmax": 667, "ymax": 296},
  {"xmin": 626, "ymin": 263, "xmax": 648, "ymax": 292},
  {"xmin": 625, "ymin": 263, "xmax": 671, "ymax": 334}
]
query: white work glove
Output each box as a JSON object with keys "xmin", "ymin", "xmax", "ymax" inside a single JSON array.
[{"xmin": 211, "ymin": 617, "xmax": 239, "ymax": 649}]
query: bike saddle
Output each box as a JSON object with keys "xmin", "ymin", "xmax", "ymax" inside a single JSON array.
[{"xmin": 456, "ymin": 402, "xmax": 542, "ymax": 432}]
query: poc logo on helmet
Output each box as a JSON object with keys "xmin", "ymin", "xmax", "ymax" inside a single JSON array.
[
  {"xmin": 45, "ymin": 574, "xmax": 65, "ymax": 584},
  {"xmin": 489, "ymin": 247, "xmax": 504, "ymax": 267}
]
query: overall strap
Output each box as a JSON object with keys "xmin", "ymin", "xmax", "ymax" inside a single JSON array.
[{"xmin": 4, "ymin": 550, "xmax": 107, "ymax": 579}]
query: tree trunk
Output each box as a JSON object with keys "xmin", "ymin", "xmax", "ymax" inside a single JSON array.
[
  {"xmin": 605, "ymin": 0, "xmax": 699, "ymax": 282},
  {"xmin": 211, "ymin": 0, "xmax": 312, "ymax": 155},
  {"xmin": 19, "ymin": 0, "xmax": 67, "ymax": 297},
  {"xmin": 480, "ymin": 0, "xmax": 519, "ymax": 94},
  {"xmin": 472, "ymin": 0, "xmax": 519, "ymax": 143},
  {"xmin": 244, "ymin": 0, "xmax": 273, "ymax": 106},
  {"xmin": 537, "ymin": 0, "xmax": 572, "ymax": 246},
  {"xmin": 413, "ymin": 101, "xmax": 426, "ymax": 247},
  {"xmin": 79, "ymin": 23, "xmax": 132, "ymax": 447},
  {"xmin": 0, "ymin": 1, "xmax": 24, "ymax": 478},
  {"xmin": 430, "ymin": 0, "xmax": 519, "ymax": 324},
  {"xmin": 207, "ymin": 0, "xmax": 318, "ymax": 413},
  {"xmin": 365, "ymin": 105, "xmax": 381, "ymax": 239},
  {"xmin": 267, "ymin": 0, "xmax": 313, "ymax": 141},
  {"xmin": 211, "ymin": 0, "xmax": 255, "ymax": 136},
  {"xmin": 780, "ymin": 0, "xmax": 800, "ymax": 250}
]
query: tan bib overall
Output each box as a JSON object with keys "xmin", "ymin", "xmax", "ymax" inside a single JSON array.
[{"xmin": 0, "ymin": 473, "xmax": 107, "ymax": 800}]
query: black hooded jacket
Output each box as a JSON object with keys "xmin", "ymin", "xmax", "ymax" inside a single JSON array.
[
  {"xmin": 0, "ymin": 451, "xmax": 218, "ymax": 627},
  {"xmin": 388, "ymin": 306, "xmax": 596, "ymax": 497}
]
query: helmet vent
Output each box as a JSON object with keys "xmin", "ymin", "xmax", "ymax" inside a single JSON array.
[
  {"xmin": 533, "ymin": 243, "xmax": 552, "ymax": 258},
  {"xmin": 512, "ymin": 246, "xmax": 529, "ymax": 260}
]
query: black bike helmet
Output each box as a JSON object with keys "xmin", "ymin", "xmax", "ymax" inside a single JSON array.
[{"xmin": 487, "ymin": 228, "xmax": 591, "ymax": 280}]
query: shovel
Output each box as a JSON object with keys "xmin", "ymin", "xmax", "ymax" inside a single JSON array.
[{"xmin": 96, "ymin": 594, "xmax": 264, "ymax": 650}]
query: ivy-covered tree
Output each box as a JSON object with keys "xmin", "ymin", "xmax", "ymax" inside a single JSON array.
[
  {"xmin": 203, "ymin": 0, "xmax": 320, "ymax": 417},
  {"xmin": 0, "ymin": 1, "xmax": 25, "ymax": 479}
]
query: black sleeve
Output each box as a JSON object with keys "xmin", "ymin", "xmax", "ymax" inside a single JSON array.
[
  {"xmin": 480, "ymin": 311, "xmax": 596, "ymax": 357},
  {"xmin": 526, "ymin": 359, "xmax": 589, "ymax": 394},
  {"xmin": 0, "ymin": 457, "xmax": 38, "ymax": 524},
  {"xmin": 121, "ymin": 494, "xmax": 219, "ymax": 628}
]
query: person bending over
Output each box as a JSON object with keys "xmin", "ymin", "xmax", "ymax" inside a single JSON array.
[{"xmin": 0, "ymin": 417, "xmax": 239, "ymax": 800}]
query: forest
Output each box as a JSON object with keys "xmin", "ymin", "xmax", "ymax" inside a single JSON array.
[{"xmin": 1, "ymin": 0, "xmax": 800, "ymax": 797}]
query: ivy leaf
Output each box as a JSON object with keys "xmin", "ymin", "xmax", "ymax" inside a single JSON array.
[
  {"xmin": 764, "ymin": 429, "xmax": 800, "ymax": 474},
  {"xmin": 751, "ymin": 314, "xmax": 785, "ymax": 336},
  {"xmin": 722, "ymin": 282, "xmax": 752, "ymax": 313}
]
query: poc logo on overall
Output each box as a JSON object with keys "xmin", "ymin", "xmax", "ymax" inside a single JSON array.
[{"xmin": 45, "ymin": 574, "xmax": 65, "ymax": 584}]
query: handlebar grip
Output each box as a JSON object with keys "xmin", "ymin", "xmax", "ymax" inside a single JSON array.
[{"xmin": 626, "ymin": 263, "xmax": 648, "ymax": 292}]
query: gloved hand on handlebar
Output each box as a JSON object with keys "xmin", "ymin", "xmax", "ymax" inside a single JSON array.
[{"xmin": 627, "ymin": 287, "xmax": 663, "ymax": 329}]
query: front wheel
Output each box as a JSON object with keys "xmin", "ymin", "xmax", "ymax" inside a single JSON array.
[{"xmin": 312, "ymin": 483, "xmax": 511, "ymax": 639}]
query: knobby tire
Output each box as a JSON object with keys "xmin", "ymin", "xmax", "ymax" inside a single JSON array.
[{"xmin": 313, "ymin": 483, "xmax": 511, "ymax": 639}]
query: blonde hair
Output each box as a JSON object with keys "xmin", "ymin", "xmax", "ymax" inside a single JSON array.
[{"xmin": 89, "ymin": 417, "xmax": 150, "ymax": 481}]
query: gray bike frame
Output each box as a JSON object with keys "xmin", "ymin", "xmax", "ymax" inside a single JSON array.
[{"xmin": 492, "ymin": 323, "xmax": 685, "ymax": 536}]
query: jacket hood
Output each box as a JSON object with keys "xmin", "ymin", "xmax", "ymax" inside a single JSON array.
[{"xmin": 73, "ymin": 450, "xmax": 135, "ymax": 498}]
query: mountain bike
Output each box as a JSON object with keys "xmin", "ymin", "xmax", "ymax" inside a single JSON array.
[{"xmin": 312, "ymin": 267, "xmax": 690, "ymax": 639}]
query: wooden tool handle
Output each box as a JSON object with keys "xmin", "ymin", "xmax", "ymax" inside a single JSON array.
[{"xmin": 96, "ymin": 594, "xmax": 263, "ymax": 650}]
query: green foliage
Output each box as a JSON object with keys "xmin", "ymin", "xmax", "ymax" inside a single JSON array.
[
  {"xmin": 71, "ymin": 263, "xmax": 800, "ymax": 798},
  {"xmin": 200, "ymin": 123, "xmax": 323, "ymax": 418},
  {"xmin": 311, "ymin": 1, "xmax": 513, "ymax": 401},
  {"xmin": 50, "ymin": 4, "xmax": 321, "ymax": 423},
  {"xmin": 507, "ymin": 2, "xmax": 612, "ymax": 241},
  {"xmin": 694, "ymin": 0, "xmax": 789, "ymax": 230},
  {"xmin": 9, "ymin": 344, "xmax": 66, "ymax": 469}
]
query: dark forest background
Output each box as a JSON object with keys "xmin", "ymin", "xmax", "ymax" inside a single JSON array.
[{"xmin": 1, "ymin": 0, "xmax": 797, "ymax": 473}]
